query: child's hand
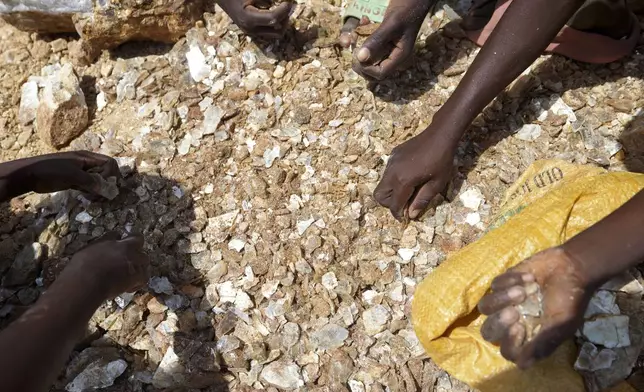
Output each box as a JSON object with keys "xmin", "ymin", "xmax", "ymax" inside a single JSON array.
[
  {"xmin": 478, "ymin": 247, "xmax": 592, "ymax": 368},
  {"xmin": 6, "ymin": 151, "xmax": 120, "ymax": 197},
  {"xmin": 351, "ymin": 0, "xmax": 431, "ymax": 80},
  {"xmin": 217, "ymin": 0, "xmax": 292, "ymax": 39},
  {"xmin": 68, "ymin": 233, "xmax": 150, "ymax": 299}
]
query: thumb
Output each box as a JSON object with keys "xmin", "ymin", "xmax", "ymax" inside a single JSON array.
[
  {"xmin": 408, "ymin": 180, "xmax": 444, "ymax": 219},
  {"xmin": 355, "ymin": 16, "xmax": 401, "ymax": 65}
]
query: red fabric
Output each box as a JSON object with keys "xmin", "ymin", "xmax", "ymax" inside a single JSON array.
[{"xmin": 463, "ymin": 0, "xmax": 641, "ymax": 64}]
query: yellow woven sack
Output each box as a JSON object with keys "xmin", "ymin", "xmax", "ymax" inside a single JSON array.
[{"xmin": 412, "ymin": 160, "xmax": 644, "ymax": 392}]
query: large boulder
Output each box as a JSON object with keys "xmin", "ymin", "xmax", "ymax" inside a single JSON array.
[
  {"xmin": 0, "ymin": 0, "xmax": 91, "ymax": 33},
  {"xmin": 19, "ymin": 62, "xmax": 89, "ymax": 148},
  {"xmin": 1, "ymin": 0, "xmax": 208, "ymax": 63}
]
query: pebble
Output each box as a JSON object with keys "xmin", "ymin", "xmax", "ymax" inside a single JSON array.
[
  {"xmin": 311, "ymin": 323, "xmax": 349, "ymax": 350},
  {"xmin": 149, "ymin": 276, "xmax": 174, "ymax": 295},
  {"xmin": 582, "ymin": 315, "xmax": 631, "ymax": 348},
  {"xmin": 66, "ymin": 359, "xmax": 127, "ymax": 392},
  {"xmin": 362, "ymin": 305, "xmax": 391, "ymax": 335},
  {"xmin": 321, "ymin": 272, "xmax": 338, "ymax": 291},
  {"xmin": 459, "ymin": 188, "xmax": 484, "ymax": 211},
  {"xmin": 516, "ymin": 124, "xmax": 543, "ymax": 141},
  {"xmin": 260, "ymin": 361, "xmax": 304, "ymax": 390}
]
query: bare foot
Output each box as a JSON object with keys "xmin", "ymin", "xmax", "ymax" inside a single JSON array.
[{"xmin": 478, "ymin": 247, "xmax": 593, "ymax": 368}]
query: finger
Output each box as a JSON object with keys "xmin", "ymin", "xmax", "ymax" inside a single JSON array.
[
  {"xmin": 491, "ymin": 272, "xmax": 535, "ymax": 291},
  {"xmin": 99, "ymin": 158, "xmax": 121, "ymax": 180},
  {"xmin": 128, "ymin": 251, "xmax": 151, "ymax": 274},
  {"xmin": 478, "ymin": 286, "xmax": 526, "ymax": 315},
  {"xmin": 51, "ymin": 166, "xmax": 102, "ymax": 195},
  {"xmin": 354, "ymin": 16, "xmax": 402, "ymax": 65},
  {"xmin": 360, "ymin": 43, "xmax": 411, "ymax": 80},
  {"xmin": 339, "ymin": 17, "xmax": 360, "ymax": 48},
  {"xmin": 500, "ymin": 322, "xmax": 526, "ymax": 363},
  {"xmin": 516, "ymin": 317, "xmax": 577, "ymax": 369},
  {"xmin": 245, "ymin": 2, "xmax": 291, "ymax": 27},
  {"xmin": 73, "ymin": 151, "xmax": 122, "ymax": 180},
  {"xmin": 481, "ymin": 307, "xmax": 520, "ymax": 343},
  {"xmin": 408, "ymin": 179, "xmax": 444, "ymax": 219},
  {"xmin": 373, "ymin": 181, "xmax": 393, "ymax": 208},
  {"xmin": 389, "ymin": 183, "xmax": 415, "ymax": 221}
]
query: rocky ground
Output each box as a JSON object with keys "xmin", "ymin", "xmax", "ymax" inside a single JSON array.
[{"xmin": 0, "ymin": 0, "xmax": 643, "ymax": 391}]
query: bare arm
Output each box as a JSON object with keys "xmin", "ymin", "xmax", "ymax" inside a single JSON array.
[
  {"xmin": 434, "ymin": 0, "xmax": 586, "ymax": 134},
  {"xmin": 0, "ymin": 263, "xmax": 107, "ymax": 392},
  {"xmin": 0, "ymin": 234, "xmax": 149, "ymax": 392},
  {"xmin": 564, "ymin": 189, "xmax": 644, "ymax": 288},
  {"xmin": 374, "ymin": 0, "xmax": 587, "ymax": 220}
]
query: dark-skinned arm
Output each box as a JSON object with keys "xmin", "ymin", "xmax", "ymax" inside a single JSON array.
[
  {"xmin": 563, "ymin": 189, "xmax": 644, "ymax": 288},
  {"xmin": 374, "ymin": 0, "xmax": 587, "ymax": 220},
  {"xmin": 435, "ymin": 0, "xmax": 586, "ymax": 132},
  {"xmin": 0, "ymin": 234, "xmax": 149, "ymax": 392},
  {"xmin": 0, "ymin": 263, "xmax": 108, "ymax": 392},
  {"xmin": 0, "ymin": 151, "xmax": 121, "ymax": 203}
]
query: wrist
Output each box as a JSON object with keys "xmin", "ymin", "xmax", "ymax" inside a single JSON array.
[
  {"xmin": 421, "ymin": 113, "xmax": 465, "ymax": 150},
  {"xmin": 559, "ymin": 242, "xmax": 606, "ymax": 291}
]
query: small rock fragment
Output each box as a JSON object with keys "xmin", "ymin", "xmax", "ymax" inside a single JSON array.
[
  {"xmin": 574, "ymin": 342, "xmax": 617, "ymax": 372},
  {"xmin": 260, "ymin": 361, "xmax": 304, "ymax": 390},
  {"xmin": 91, "ymin": 174, "xmax": 119, "ymax": 200},
  {"xmin": 186, "ymin": 45, "xmax": 210, "ymax": 83},
  {"xmin": 310, "ymin": 323, "xmax": 349, "ymax": 350},
  {"xmin": 321, "ymin": 272, "xmax": 338, "ymax": 291},
  {"xmin": 19, "ymin": 79, "xmax": 39, "ymax": 125},
  {"xmin": 459, "ymin": 188, "xmax": 484, "ymax": 210},
  {"xmin": 362, "ymin": 305, "xmax": 391, "ymax": 335},
  {"xmin": 582, "ymin": 315, "xmax": 631, "ymax": 348},
  {"xmin": 149, "ymin": 276, "xmax": 174, "ymax": 295},
  {"xmin": 516, "ymin": 124, "xmax": 542, "ymax": 141},
  {"xmin": 65, "ymin": 359, "xmax": 127, "ymax": 392},
  {"xmin": 297, "ymin": 218, "xmax": 314, "ymax": 235},
  {"xmin": 75, "ymin": 211, "xmax": 93, "ymax": 223},
  {"xmin": 263, "ymin": 146, "xmax": 281, "ymax": 168},
  {"xmin": 585, "ymin": 290, "xmax": 620, "ymax": 318},
  {"xmin": 228, "ymin": 238, "xmax": 245, "ymax": 253}
]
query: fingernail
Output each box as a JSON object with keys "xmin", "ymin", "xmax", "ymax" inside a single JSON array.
[
  {"xmin": 522, "ymin": 273, "xmax": 536, "ymax": 283},
  {"xmin": 356, "ymin": 47, "xmax": 370, "ymax": 62},
  {"xmin": 506, "ymin": 286, "xmax": 525, "ymax": 301},
  {"xmin": 409, "ymin": 209, "xmax": 420, "ymax": 219},
  {"xmin": 339, "ymin": 34, "xmax": 352, "ymax": 48},
  {"xmin": 499, "ymin": 307, "xmax": 519, "ymax": 325}
]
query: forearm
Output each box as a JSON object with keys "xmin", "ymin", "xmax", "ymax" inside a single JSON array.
[
  {"xmin": 0, "ymin": 264, "xmax": 106, "ymax": 392},
  {"xmin": 563, "ymin": 189, "xmax": 644, "ymax": 289},
  {"xmin": 432, "ymin": 0, "xmax": 585, "ymax": 135}
]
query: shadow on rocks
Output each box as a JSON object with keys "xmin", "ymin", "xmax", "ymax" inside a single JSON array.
[{"xmin": 0, "ymin": 166, "xmax": 229, "ymax": 391}]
